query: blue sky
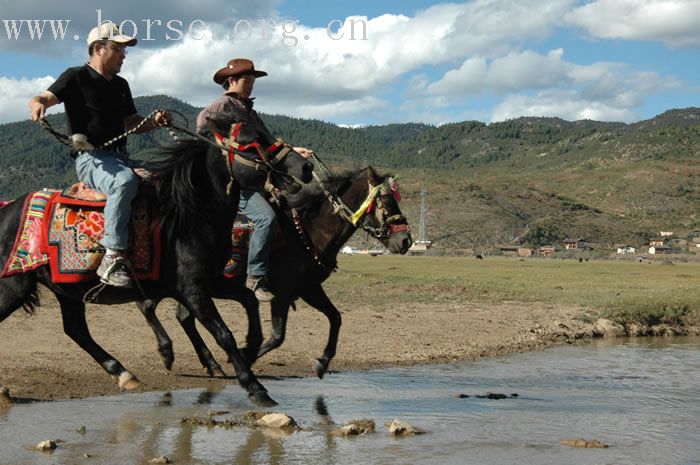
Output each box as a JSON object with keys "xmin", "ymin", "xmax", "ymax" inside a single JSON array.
[{"xmin": 0, "ymin": 0, "xmax": 698, "ymax": 126}]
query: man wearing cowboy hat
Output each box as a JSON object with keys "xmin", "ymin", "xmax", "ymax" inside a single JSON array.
[
  {"xmin": 28, "ymin": 22, "xmax": 170, "ymax": 288},
  {"xmin": 197, "ymin": 58, "xmax": 314, "ymax": 302}
]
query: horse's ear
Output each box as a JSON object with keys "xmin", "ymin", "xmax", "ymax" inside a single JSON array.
[{"xmin": 367, "ymin": 166, "xmax": 380, "ymax": 186}]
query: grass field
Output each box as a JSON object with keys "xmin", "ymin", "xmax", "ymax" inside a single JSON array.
[{"xmin": 324, "ymin": 255, "xmax": 700, "ymax": 326}]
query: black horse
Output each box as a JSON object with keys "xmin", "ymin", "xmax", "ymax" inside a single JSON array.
[
  {"xmin": 0, "ymin": 115, "xmax": 316, "ymax": 406},
  {"xmin": 137, "ymin": 166, "xmax": 412, "ymax": 379}
]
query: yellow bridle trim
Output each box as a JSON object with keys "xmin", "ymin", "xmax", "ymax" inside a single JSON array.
[{"xmin": 349, "ymin": 185, "xmax": 382, "ymax": 225}]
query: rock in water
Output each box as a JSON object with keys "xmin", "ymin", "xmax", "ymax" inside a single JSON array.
[
  {"xmin": 35, "ymin": 440, "xmax": 57, "ymax": 451},
  {"xmin": 331, "ymin": 419, "xmax": 376, "ymax": 437},
  {"xmin": 386, "ymin": 419, "xmax": 425, "ymax": 436},
  {"xmin": 256, "ymin": 413, "xmax": 297, "ymax": 429},
  {"xmin": 560, "ymin": 438, "xmax": 609, "ymax": 448},
  {"xmin": 148, "ymin": 456, "xmax": 172, "ymax": 464}
]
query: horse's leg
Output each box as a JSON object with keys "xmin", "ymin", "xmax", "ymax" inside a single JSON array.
[
  {"xmin": 135, "ymin": 299, "xmax": 175, "ymax": 371},
  {"xmin": 176, "ymin": 291, "xmax": 276, "ymax": 406},
  {"xmin": 170, "ymin": 286, "xmax": 260, "ymax": 374},
  {"xmin": 236, "ymin": 286, "xmax": 263, "ymax": 365},
  {"xmin": 0, "ymin": 273, "xmax": 40, "ymax": 406},
  {"xmin": 299, "ymin": 285, "xmax": 342, "ymax": 379},
  {"xmin": 256, "ymin": 298, "xmax": 290, "ymax": 359},
  {"xmin": 56, "ymin": 293, "xmax": 141, "ymax": 391},
  {"xmin": 174, "ymin": 303, "xmax": 225, "ymax": 377}
]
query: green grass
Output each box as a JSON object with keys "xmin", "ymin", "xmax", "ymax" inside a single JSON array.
[{"xmin": 325, "ymin": 255, "xmax": 700, "ymax": 325}]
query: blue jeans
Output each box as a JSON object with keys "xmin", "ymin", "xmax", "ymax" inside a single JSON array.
[
  {"xmin": 239, "ymin": 190, "xmax": 277, "ymax": 277},
  {"xmin": 74, "ymin": 149, "xmax": 140, "ymax": 251}
]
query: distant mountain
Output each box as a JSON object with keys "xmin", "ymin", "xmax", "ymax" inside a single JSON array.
[{"xmin": 1, "ymin": 95, "xmax": 698, "ymax": 250}]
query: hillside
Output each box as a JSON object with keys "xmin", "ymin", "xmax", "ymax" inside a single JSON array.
[{"xmin": 0, "ymin": 95, "xmax": 698, "ymax": 251}]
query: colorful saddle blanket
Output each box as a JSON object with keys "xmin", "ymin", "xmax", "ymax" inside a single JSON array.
[
  {"xmin": 223, "ymin": 215, "xmax": 252, "ymax": 279},
  {"xmin": 1, "ymin": 190, "xmax": 56, "ymax": 277},
  {"xmin": 1, "ymin": 184, "xmax": 161, "ymax": 283},
  {"xmin": 221, "ymin": 212, "xmax": 287, "ymax": 279}
]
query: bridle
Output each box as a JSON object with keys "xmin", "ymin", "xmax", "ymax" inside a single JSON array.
[
  {"xmin": 210, "ymin": 122, "xmax": 301, "ymax": 195},
  {"xmin": 347, "ymin": 178, "xmax": 409, "ymax": 240},
  {"xmin": 310, "ymin": 162, "xmax": 409, "ymax": 241}
]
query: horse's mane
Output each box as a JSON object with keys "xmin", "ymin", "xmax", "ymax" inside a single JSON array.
[
  {"xmin": 150, "ymin": 139, "xmax": 228, "ymax": 237},
  {"xmin": 324, "ymin": 167, "xmax": 391, "ymax": 198}
]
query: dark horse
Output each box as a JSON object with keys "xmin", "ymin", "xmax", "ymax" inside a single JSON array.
[
  {"xmin": 0, "ymin": 115, "xmax": 316, "ymax": 406},
  {"xmin": 137, "ymin": 166, "xmax": 412, "ymax": 379}
]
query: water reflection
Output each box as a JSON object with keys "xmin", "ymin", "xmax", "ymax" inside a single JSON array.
[{"xmin": 0, "ymin": 338, "xmax": 697, "ymax": 465}]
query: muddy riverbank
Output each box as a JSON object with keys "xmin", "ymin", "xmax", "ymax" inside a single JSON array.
[{"xmin": 0, "ymin": 292, "xmax": 696, "ymax": 402}]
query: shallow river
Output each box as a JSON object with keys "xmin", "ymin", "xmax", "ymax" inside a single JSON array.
[{"xmin": 1, "ymin": 337, "xmax": 698, "ymax": 465}]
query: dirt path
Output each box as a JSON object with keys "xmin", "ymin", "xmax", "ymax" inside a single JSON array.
[{"xmin": 0, "ymin": 292, "xmax": 593, "ymax": 401}]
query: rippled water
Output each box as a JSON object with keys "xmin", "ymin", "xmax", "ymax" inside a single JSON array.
[{"xmin": 0, "ymin": 337, "xmax": 698, "ymax": 465}]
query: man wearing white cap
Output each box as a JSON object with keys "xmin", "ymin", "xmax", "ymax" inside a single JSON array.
[{"xmin": 28, "ymin": 22, "xmax": 169, "ymax": 288}]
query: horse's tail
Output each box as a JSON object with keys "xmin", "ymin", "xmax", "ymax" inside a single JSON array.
[{"xmin": 0, "ymin": 274, "xmax": 40, "ymax": 317}]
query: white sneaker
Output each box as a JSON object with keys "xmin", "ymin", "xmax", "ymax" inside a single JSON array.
[{"xmin": 96, "ymin": 254, "xmax": 132, "ymax": 288}]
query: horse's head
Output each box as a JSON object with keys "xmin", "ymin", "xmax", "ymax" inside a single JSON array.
[
  {"xmin": 206, "ymin": 114, "xmax": 315, "ymax": 203},
  {"xmin": 356, "ymin": 167, "xmax": 412, "ymax": 254}
]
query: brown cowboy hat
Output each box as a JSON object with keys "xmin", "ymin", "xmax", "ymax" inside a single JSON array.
[{"xmin": 213, "ymin": 58, "xmax": 267, "ymax": 84}]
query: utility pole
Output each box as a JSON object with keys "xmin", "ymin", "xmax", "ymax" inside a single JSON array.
[{"xmin": 418, "ymin": 187, "xmax": 427, "ymax": 243}]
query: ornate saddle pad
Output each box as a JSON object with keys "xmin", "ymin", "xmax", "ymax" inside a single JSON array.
[
  {"xmin": 0, "ymin": 183, "xmax": 161, "ymax": 283},
  {"xmin": 45, "ymin": 183, "xmax": 161, "ymax": 283},
  {"xmin": 1, "ymin": 190, "xmax": 56, "ymax": 277}
]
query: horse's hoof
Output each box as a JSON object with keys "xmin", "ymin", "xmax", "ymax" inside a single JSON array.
[
  {"xmin": 313, "ymin": 359, "xmax": 326, "ymax": 379},
  {"xmin": 249, "ymin": 390, "xmax": 278, "ymax": 407},
  {"xmin": 0, "ymin": 387, "xmax": 12, "ymax": 407},
  {"xmin": 209, "ymin": 367, "xmax": 226, "ymax": 378},
  {"xmin": 160, "ymin": 354, "xmax": 174, "ymax": 371},
  {"xmin": 118, "ymin": 372, "xmax": 142, "ymax": 391}
]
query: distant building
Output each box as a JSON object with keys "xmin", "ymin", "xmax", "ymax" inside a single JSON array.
[
  {"xmin": 538, "ymin": 245, "xmax": 557, "ymax": 257},
  {"xmin": 498, "ymin": 245, "xmax": 519, "ymax": 256},
  {"xmin": 616, "ymin": 245, "xmax": 636, "ymax": 254},
  {"xmin": 341, "ymin": 246, "xmax": 354, "ymax": 255},
  {"xmin": 563, "ymin": 238, "xmax": 585, "ymax": 250},
  {"xmin": 649, "ymin": 245, "xmax": 672, "ymax": 254},
  {"xmin": 659, "ymin": 231, "xmax": 674, "ymax": 237},
  {"xmin": 408, "ymin": 240, "xmax": 431, "ymax": 255},
  {"xmin": 518, "ymin": 247, "xmax": 534, "ymax": 257},
  {"xmin": 649, "ymin": 237, "xmax": 667, "ymax": 247}
]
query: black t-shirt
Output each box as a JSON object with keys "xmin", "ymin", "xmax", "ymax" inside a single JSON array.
[{"xmin": 48, "ymin": 64, "xmax": 137, "ymax": 150}]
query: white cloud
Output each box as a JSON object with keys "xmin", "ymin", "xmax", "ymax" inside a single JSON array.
[
  {"xmin": 566, "ymin": 0, "xmax": 700, "ymax": 47},
  {"xmin": 428, "ymin": 49, "xmax": 569, "ymax": 95},
  {"xmin": 0, "ymin": 1, "xmax": 691, "ymax": 125},
  {"xmin": 426, "ymin": 48, "xmax": 679, "ymax": 122},
  {"xmin": 492, "ymin": 90, "xmax": 638, "ymax": 122},
  {"xmin": 0, "ymin": 76, "xmax": 59, "ymax": 123}
]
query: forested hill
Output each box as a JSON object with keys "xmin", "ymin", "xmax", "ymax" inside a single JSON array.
[{"xmin": 1, "ymin": 95, "xmax": 698, "ymax": 250}]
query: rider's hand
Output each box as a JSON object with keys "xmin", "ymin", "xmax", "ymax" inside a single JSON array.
[
  {"xmin": 29, "ymin": 99, "xmax": 46, "ymax": 122},
  {"xmin": 153, "ymin": 111, "xmax": 171, "ymax": 127},
  {"xmin": 293, "ymin": 147, "xmax": 314, "ymax": 159}
]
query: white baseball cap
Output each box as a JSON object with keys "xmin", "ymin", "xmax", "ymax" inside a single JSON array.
[{"xmin": 87, "ymin": 22, "xmax": 137, "ymax": 47}]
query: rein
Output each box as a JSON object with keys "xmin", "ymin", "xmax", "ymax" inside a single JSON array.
[
  {"xmin": 289, "ymin": 159, "xmax": 408, "ymax": 271},
  {"xmin": 37, "ymin": 109, "xmax": 304, "ymax": 196},
  {"xmin": 309, "ymin": 156, "xmax": 406, "ymax": 240}
]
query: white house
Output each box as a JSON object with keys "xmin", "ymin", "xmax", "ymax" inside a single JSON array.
[
  {"xmin": 648, "ymin": 245, "xmax": 671, "ymax": 255},
  {"xmin": 616, "ymin": 245, "xmax": 636, "ymax": 254}
]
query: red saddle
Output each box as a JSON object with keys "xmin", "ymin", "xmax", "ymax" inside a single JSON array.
[{"xmin": 0, "ymin": 183, "xmax": 161, "ymax": 283}]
